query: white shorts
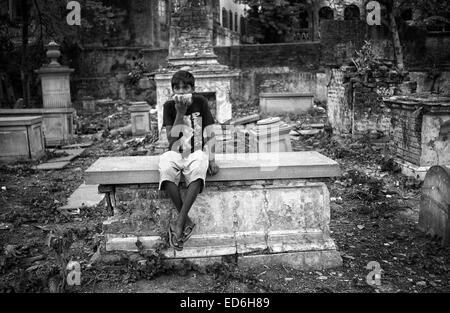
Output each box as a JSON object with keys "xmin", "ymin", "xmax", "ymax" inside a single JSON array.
[{"xmin": 158, "ymin": 150, "xmax": 209, "ymax": 193}]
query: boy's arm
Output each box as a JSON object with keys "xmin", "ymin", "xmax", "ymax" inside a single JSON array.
[{"xmin": 164, "ymin": 101, "xmax": 188, "ymax": 150}]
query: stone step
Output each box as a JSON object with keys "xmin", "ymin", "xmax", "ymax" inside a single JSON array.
[{"xmin": 85, "ymin": 151, "xmax": 340, "ymax": 185}]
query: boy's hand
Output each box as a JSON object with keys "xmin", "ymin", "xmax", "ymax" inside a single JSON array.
[
  {"xmin": 174, "ymin": 96, "xmax": 188, "ymax": 115},
  {"xmin": 173, "ymin": 94, "xmax": 192, "ymax": 116},
  {"xmin": 207, "ymin": 160, "xmax": 220, "ymax": 176}
]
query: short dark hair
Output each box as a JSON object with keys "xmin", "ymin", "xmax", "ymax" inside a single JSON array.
[{"xmin": 171, "ymin": 70, "xmax": 195, "ymax": 90}]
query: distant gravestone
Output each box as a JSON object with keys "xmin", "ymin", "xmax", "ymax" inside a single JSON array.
[
  {"xmin": 419, "ymin": 165, "xmax": 450, "ymax": 246},
  {"xmin": 130, "ymin": 102, "xmax": 151, "ymax": 136}
]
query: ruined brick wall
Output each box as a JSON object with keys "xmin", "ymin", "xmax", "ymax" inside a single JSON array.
[
  {"xmin": 214, "ymin": 42, "xmax": 322, "ymax": 69},
  {"xmin": 389, "ymin": 104, "xmax": 423, "ymax": 165},
  {"xmin": 327, "ymin": 62, "xmax": 410, "ymax": 136},
  {"xmin": 74, "ymin": 47, "xmax": 168, "ymax": 99},
  {"xmin": 215, "ymin": 26, "xmax": 241, "ymax": 46},
  {"xmin": 214, "ymin": 43, "xmax": 323, "ymax": 102},
  {"xmin": 327, "ymin": 69, "xmax": 352, "ymax": 135}
]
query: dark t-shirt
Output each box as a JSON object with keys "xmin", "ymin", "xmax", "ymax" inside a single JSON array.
[{"xmin": 162, "ymin": 94, "xmax": 215, "ymax": 153}]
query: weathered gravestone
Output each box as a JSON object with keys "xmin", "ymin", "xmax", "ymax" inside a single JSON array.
[{"xmin": 419, "ymin": 165, "xmax": 450, "ymax": 246}]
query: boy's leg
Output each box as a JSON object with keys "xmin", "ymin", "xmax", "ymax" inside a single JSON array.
[
  {"xmin": 158, "ymin": 150, "xmax": 183, "ymax": 218},
  {"xmin": 159, "ymin": 150, "xmax": 195, "ymax": 240},
  {"xmin": 172, "ymin": 179, "xmax": 202, "ymax": 240},
  {"xmin": 163, "ymin": 181, "xmax": 194, "ymax": 227},
  {"xmin": 173, "ymin": 150, "xmax": 209, "ymax": 239}
]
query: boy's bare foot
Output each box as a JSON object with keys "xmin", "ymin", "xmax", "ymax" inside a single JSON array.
[
  {"xmin": 171, "ymin": 220, "xmax": 184, "ymax": 242},
  {"xmin": 185, "ymin": 216, "xmax": 195, "ymax": 229},
  {"xmin": 172, "ymin": 216, "xmax": 195, "ymax": 243},
  {"xmin": 168, "ymin": 222, "xmax": 183, "ymax": 251}
]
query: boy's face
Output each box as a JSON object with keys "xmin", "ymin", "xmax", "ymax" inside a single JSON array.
[{"xmin": 172, "ymin": 82, "xmax": 194, "ymax": 95}]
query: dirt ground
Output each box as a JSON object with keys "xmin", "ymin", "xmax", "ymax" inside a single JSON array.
[{"xmin": 0, "ymin": 101, "xmax": 449, "ymax": 293}]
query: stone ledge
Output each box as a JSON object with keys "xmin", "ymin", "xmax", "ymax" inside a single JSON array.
[{"xmin": 85, "ymin": 152, "xmax": 341, "ymax": 185}]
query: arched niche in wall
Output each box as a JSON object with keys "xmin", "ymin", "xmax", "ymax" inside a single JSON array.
[
  {"xmin": 319, "ymin": 6, "xmax": 334, "ymax": 20},
  {"xmin": 344, "ymin": 4, "xmax": 360, "ymax": 21}
]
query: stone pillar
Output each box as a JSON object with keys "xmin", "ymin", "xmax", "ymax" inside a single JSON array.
[
  {"xmin": 168, "ymin": 0, "xmax": 218, "ymax": 66},
  {"xmin": 152, "ymin": 0, "xmax": 161, "ymax": 48},
  {"xmin": 35, "ymin": 41, "xmax": 74, "ymax": 108},
  {"xmin": 312, "ymin": 4, "xmax": 320, "ymax": 41}
]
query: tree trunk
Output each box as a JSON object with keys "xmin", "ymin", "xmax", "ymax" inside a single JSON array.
[
  {"xmin": 389, "ymin": 12, "xmax": 405, "ymax": 72},
  {"xmin": 20, "ymin": 0, "xmax": 30, "ymax": 107}
]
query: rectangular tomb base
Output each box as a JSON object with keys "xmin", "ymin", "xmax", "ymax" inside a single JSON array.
[
  {"xmin": 0, "ymin": 108, "xmax": 75, "ymax": 147},
  {"xmin": 0, "ymin": 116, "xmax": 45, "ymax": 163},
  {"xmin": 101, "ymin": 180, "xmax": 342, "ymax": 270}
]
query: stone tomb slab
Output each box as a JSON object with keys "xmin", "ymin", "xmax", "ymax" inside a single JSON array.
[
  {"xmin": 259, "ymin": 93, "xmax": 315, "ymax": 114},
  {"xmin": 85, "ymin": 151, "xmax": 340, "ymax": 185},
  {"xmin": 86, "ymin": 151, "xmax": 342, "ymax": 270}
]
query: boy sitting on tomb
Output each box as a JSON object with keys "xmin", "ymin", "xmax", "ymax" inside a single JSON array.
[{"xmin": 159, "ymin": 70, "xmax": 219, "ymax": 251}]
